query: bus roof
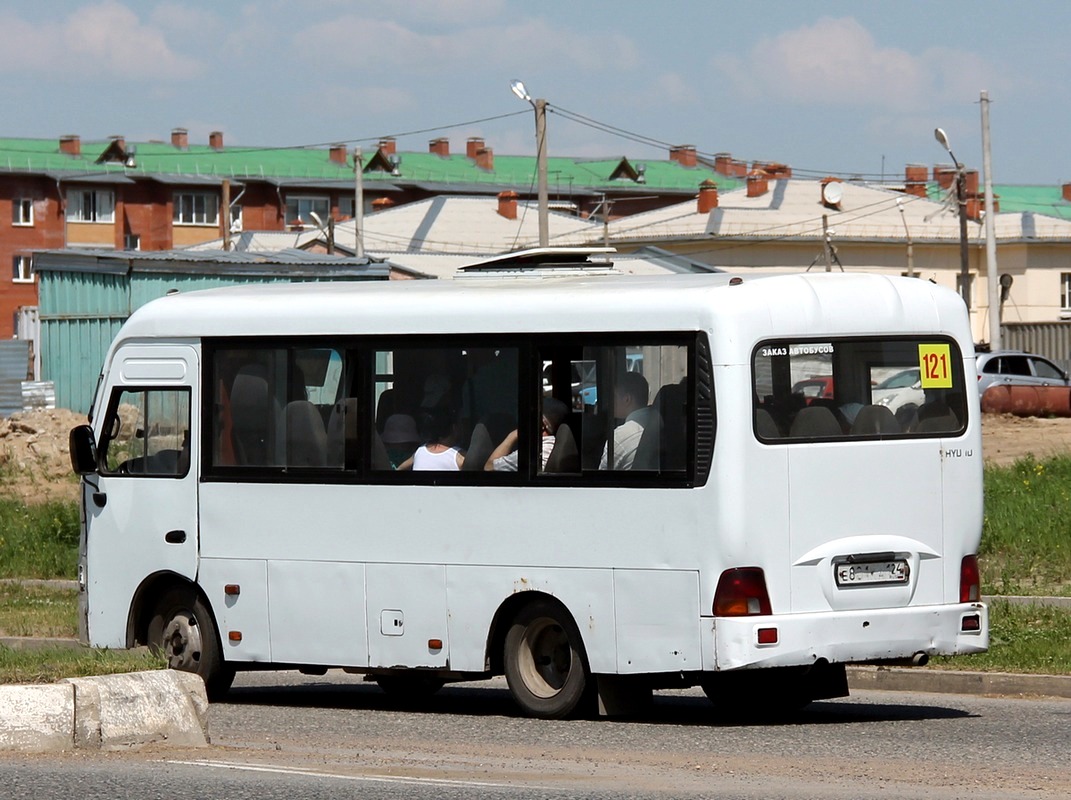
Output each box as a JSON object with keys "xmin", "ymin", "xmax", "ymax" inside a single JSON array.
[{"xmin": 116, "ymin": 272, "xmax": 971, "ymax": 347}]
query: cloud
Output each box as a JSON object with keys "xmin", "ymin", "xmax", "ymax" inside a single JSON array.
[
  {"xmin": 714, "ymin": 17, "xmax": 1004, "ymax": 112},
  {"xmin": 291, "ymin": 14, "xmax": 637, "ymax": 74},
  {"xmin": 0, "ymin": 1, "xmax": 199, "ymax": 81}
]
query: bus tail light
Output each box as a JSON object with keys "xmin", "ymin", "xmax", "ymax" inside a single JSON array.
[
  {"xmin": 714, "ymin": 567, "xmax": 772, "ymax": 616},
  {"xmin": 960, "ymin": 555, "xmax": 981, "ymax": 603}
]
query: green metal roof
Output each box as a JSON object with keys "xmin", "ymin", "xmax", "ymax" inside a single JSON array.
[
  {"xmin": 0, "ymin": 136, "xmax": 742, "ymax": 195},
  {"xmin": 926, "ymin": 181, "xmax": 1071, "ymax": 220}
]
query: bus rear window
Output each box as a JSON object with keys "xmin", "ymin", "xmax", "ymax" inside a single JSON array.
[{"xmin": 753, "ymin": 338, "xmax": 967, "ymax": 441}]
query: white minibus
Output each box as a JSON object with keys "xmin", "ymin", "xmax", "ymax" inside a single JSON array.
[{"xmin": 70, "ymin": 271, "xmax": 988, "ymax": 718}]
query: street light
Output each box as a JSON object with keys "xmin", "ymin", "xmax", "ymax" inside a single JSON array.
[
  {"xmin": 510, "ymin": 79, "xmax": 549, "ymax": 247},
  {"xmin": 934, "ymin": 127, "xmax": 971, "ymax": 309}
]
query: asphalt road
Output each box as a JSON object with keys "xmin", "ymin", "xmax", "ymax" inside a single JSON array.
[{"xmin": 3, "ymin": 671, "xmax": 1068, "ymax": 799}]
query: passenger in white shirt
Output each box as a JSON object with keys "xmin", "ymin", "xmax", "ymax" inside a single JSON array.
[{"xmin": 599, "ymin": 372, "xmax": 651, "ymax": 470}]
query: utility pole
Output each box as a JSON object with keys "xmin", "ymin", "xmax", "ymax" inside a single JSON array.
[
  {"xmin": 534, "ymin": 98, "xmax": 549, "ymax": 247},
  {"xmin": 934, "ymin": 128, "xmax": 971, "ymax": 310},
  {"xmin": 510, "ymin": 81, "xmax": 549, "ymax": 247},
  {"xmin": 354, "ymin": 147, "xmax": 364, "ymax": 259},
  {"xmin": 981, "ymin": 90, "xmax": 1001, "ymax": 350},
  {"xmin": 822, "ymin": 215, "xmax": 833, "ymax": 272},
  {"xmin": 221, "ymin": 179, "xmax": 231, "ymax": 252}
]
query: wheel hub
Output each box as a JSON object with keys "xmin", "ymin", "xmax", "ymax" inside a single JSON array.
[{"xmin": 162, "ymin": 613, "xmax": 202, "ymax": 671}]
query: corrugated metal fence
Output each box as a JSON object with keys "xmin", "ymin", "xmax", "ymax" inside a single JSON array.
[{"xmin": 0, "ymin": 340, "xmax": 31, "ymax": 417}]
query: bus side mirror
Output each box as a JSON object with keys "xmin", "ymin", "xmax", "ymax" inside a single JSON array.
[{"xmin": 69, "ymin": 425, "xmax": 99, "ymax": 476}]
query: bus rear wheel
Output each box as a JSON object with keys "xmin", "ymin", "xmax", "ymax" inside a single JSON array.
[
  {"xmin": 503, "ymin": 599, "xmax": 591, "ymax": 719},
  {"xmin": 148, "ymin": 588, "xmax": 234, "ymax": 700}
]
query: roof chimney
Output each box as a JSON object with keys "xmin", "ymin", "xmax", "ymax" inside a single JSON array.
[
  {"xmin": 466, "ymin": 137, "xmax": 485, "ymax": 159},
  {"xmin": 934, "ymin": 164, "xmax": 956, "ymax": 191},
  {"xmin": 714, "ymin": 153, "xmax": 733, "ymax": 176},
  {"xmin": 746, "ymin": 170, "xmax": 769, "ymax": 198},
  {"xmin": 475, "ymin": 146, "xmax": 494, "ymax": 172},
  {"xmin": 904, "ymin": 163, "xmax": 928, "ymax": 198},
  {"xmin": 209, "ymin": 131, "xmax": 224, "ymax": 150},
  {"xmin": 697, "ymin": 180, "xmax": 718, "ymax": 214},
  {"xmin": 1064, "ymin": 183, "xmax": 1071, "ymax": 203},
  {"xmin": 329, "ymin": 144, "xmax": 348, "ymax": 165},
  {"xmin": 763, "ymin": 162, "xmax": 792, "ymax": 179},
  {"xmin": 497, "ymin": 190, "xmax": 518, "ymax": 220},
  {"xmin": 963, "ymin": 169, "xmax": 979, "ymax": 196},
  {"xmin": 670, "ymin": 145, "xmax": 697, "ymax": 168},
  {"xmin": 59, "ymin": 135, "xmax": 81, "ymax": 157},
  {"xmin": 372, "ymin": 196, "xmax": 395, "ymax": 212},
  {"xmin": 429, "ymin": 138, "xmax": 450, "ymax": 157},
  {"xmin": 171, "ymin": 128, "xmax": 189, "ymax": 149},
  {"xmin": 108, "ymin": 135, "xmax": 125, "ymax": 150},
  {"xmin": 378, "ymin": 138, "xmax": 396, "ymax": 156}
]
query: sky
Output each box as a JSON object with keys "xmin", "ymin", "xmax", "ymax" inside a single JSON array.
[{"xmin": 2, "ymin": 0, "xmax": 1069, "ymax": 185}]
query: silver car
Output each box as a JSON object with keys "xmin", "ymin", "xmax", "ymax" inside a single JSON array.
[{"xmin": 976, "ymin": 350, "xmax": 1070, "ymax": 394}]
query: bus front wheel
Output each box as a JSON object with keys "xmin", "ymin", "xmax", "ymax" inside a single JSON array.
[
  {"xmin": 503, "ymin": 599, "xmax": 591, "ymax": 719},
  {"xmin": 148, "ymin": 588, "xmax": 234, "ymax": 699}
]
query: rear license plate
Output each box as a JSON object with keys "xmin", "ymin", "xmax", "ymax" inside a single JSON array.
[{"xmin": 835, "ymin": 559, "xmax": 909, "ymax": 587}]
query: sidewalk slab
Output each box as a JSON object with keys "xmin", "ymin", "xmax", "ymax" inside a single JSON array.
[{"xmin": 0, "ymin": 684, "xmax": 74, "ymax": 752}]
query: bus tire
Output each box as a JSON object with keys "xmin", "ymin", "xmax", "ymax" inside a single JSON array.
[
  {"xmin": 148, "ymin": 588, "xmax": 234, "ymax": 700},
  {"xmin": 503, "ymin": 599, "xmax": 591, "ymax": 719}
]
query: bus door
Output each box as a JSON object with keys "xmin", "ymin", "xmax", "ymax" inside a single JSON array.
[{"xmin": 85, "ymin": 345, "xmax": 200, "ymax": 647}]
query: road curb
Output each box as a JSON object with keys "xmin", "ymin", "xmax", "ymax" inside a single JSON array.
[
  {"xmin": 0, "ymin": 670, "xmax": 209, "ymax": 753},
  {"xmin": 847, "ymin": 666, "xmax": 1071, "ymax": 699}
]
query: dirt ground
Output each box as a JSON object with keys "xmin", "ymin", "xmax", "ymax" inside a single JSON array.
[{"xmin": 0, "ymin": 408, "xmax": 1068, "ymax": 505}]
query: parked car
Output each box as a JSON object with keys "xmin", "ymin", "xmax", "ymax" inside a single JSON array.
[
  {"xmin": 791, "ymin": 376, "xmax": 834, "ymax": 403},
  {"xmin": 871, "ymin": 367, "xmax": 923, "ymax": 414},
  {"xmin": 976, "ymin": 351, "xmax": 1071, "ymax": 394}
]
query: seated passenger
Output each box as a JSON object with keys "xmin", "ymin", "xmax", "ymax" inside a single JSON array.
[
  {"xmin": 485, "ymin": 397, "xmax": 568, "ymax": 472},
  {"xmin": 599, "ymin": 372, "xmax": 651, "ymax": 470},
  {"xmin": 406, "ymin": 406, "xmax": 465, "ymax": 470}
]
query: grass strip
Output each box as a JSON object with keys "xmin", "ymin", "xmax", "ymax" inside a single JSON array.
[
  {"xmin": 0, "ymin": 498, "xmax": 79, "ymax": 579},
  {"xmin": 982, "ymin": 455, "xmax": 1071, "ymax": 597},
  {"xmin": 0, "ymin": 583, "xmax": 76, "ymax": 638},
  {"xmin": 0, "ymin": 645, "xmax": 164, "ymax": 684},
  {"xmin": 932, "ymin": 600, "xmax": 1071, "ymax": 675}
]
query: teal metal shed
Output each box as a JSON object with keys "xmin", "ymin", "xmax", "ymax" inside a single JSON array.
[{"xmin": 34, "ymin": 248, "xmax": 392, "ymax": 414}]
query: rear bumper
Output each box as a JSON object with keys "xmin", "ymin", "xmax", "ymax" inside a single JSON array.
[{"xmin": 712, "ymin": 602, "xmax": 987, "ymax": 671}]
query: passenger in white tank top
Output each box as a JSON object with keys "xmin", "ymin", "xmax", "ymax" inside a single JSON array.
[{"xmin": 400, "ymin": 405, "xmax": 466, "ymax": 470}]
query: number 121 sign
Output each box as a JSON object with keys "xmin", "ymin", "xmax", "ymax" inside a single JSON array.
[{"xmin": 918, "ymin": 344, "xmax": 953, "ymax": 389}]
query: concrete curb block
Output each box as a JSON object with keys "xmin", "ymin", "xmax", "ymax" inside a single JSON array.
[
  {"xmin": 0, "ymin": 670, "xmax": 209, "ymax": 753},
  {"xmin": 848, "ymin": 666, "xmax": 1071, "ymax": 699},
  {"xmin": 0, "ymin": 684, "xmax": 75, "ymax": 752}
]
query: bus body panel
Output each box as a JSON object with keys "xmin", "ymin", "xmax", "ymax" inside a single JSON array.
[
  {"xmin": 445, "ymin": 566, "xmax": 618, "ymax": 674},
  {"xmin": 611, "ymin": 568, "xmax": 702, "ymax": 673},
  {"xmin": 366, "ymin": 563, "xmax": 448, "ymax": 669},
  {"xmin": 199, "ymin": 557, "xmax": 271, "ymax": 662},
  {"xmin": 269, "ymin": 559, "xmax": 368, "ymax": 667}
]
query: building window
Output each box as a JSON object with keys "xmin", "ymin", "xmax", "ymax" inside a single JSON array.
[
  {"xmin": 173, "ymin": 192, "xmax": 220, "ymax": 225},
  {"xmin": 66, "ymin": 189, "xmax": 114, "ymax": 223},
  {"xmin": 124, "ymin": 234, "xmax": 141, "ymax": 251},
  {"xmin": 12, "ymin": 198, "xmax": 33, "ymax": 226},
  {"xmin": 285, "ymin": 195, "xmax": 330, "ymax": 226},
  {"xmin": 12, "ymin": 255, "xmax": 33, "ymax": 283},
  {"xmin": 1061, "ymin": 273, "xmax": 1071, "ymax": 310},
  {"xmin": 338, "ymin": 196, "xmax": 354, "ymax": 219},
  {"xmin": 955, "ymin": 273, "xmax": 975, "ymax": 307}
]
